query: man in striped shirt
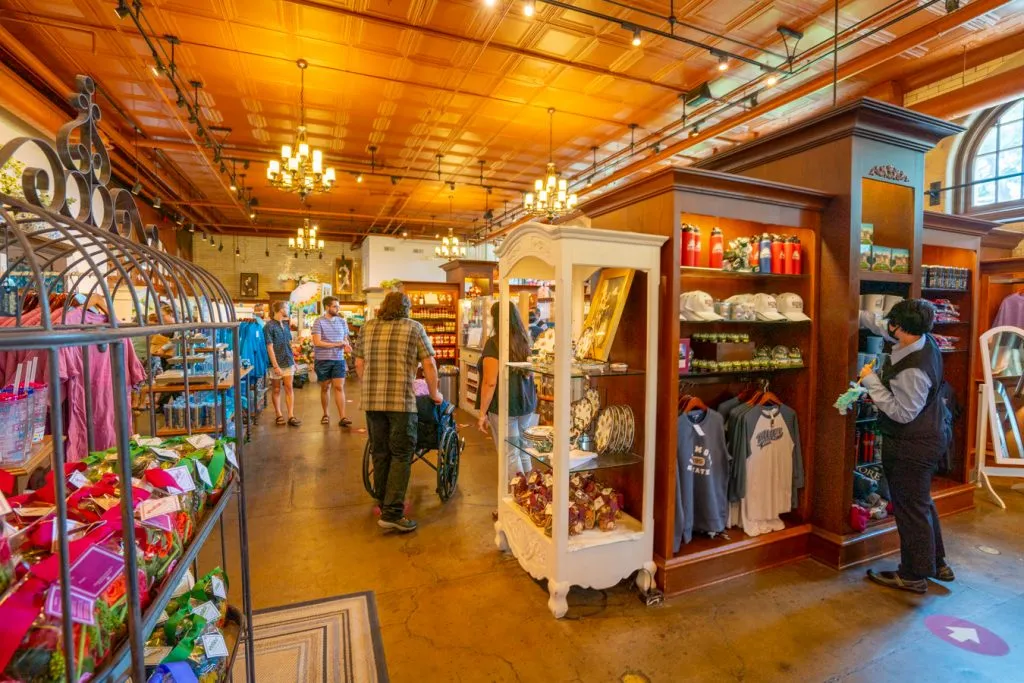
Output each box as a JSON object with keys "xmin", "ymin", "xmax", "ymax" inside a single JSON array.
[{"xmin": 312, "ymin": 296, "xmax": 353, "ymax": 427}]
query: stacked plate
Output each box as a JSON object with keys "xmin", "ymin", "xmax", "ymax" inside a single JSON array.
[
  {"xmin": 522, "ymin": 425, "xmax": 554, "ymax": 453},
  {"xmin": 594, "ymin": 405, "xmax": 635, "ymax": 456},
  {"xmin": 570, "ymin": 389, "xmax": 599, "ymax": 442}
]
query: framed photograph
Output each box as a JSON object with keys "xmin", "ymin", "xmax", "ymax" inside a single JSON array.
[
  {"xmin": 335, "ymin": 256, "xmax": 354, "ymax": 294},
  {"xmin": 240, "ymin": 273, "xmax": 259, "ymax": 299},
  {"xmin": 577, "ymin": 268, "xmax": 635, "ymax": 362}
]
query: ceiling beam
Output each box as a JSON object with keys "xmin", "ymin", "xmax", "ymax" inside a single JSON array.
[{"xmin": 157, "ymin": 201, "xmax": 474, "ymax": 227}]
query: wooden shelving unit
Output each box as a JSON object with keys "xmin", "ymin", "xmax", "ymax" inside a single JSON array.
[
  {"xmin": 403, "ymin": 281, "xmax": 460, "ymax": 365},
  {"xmin": 583, "ymin": 167, "xmax": 831, "ymax": 595}
]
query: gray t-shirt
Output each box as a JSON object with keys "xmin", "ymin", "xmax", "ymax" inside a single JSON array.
[{"xmin": 674, "ymin": 408, "xmax": 731, "ymax": 552}]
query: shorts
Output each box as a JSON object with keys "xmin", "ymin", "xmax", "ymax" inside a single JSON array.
[
  {"xmin": 269, "ymin": 364, "xmax": 296, "ymax": 380},
  {"xmin": 315, "ymin": 359, "xmax": 348, "ymax": 381}
]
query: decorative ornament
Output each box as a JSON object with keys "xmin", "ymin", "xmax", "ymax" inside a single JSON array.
[{"xmin": 868, "ymin": 164, "xmax": 910, "ymax": 183}]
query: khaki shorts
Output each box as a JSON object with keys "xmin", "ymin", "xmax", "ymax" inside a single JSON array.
[{"xmin": 269, "ymin": 364, "xmax": 296, "ymax": 380}]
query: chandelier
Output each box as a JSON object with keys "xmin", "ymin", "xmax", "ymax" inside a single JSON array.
[
  {"xmin": 267, "ymin": 59, "xmax": 336, "ymax": 201},
  {"xmin": 289, "ymin": 218, "xmax": 324, "ymax": 259},
  {"xmin": 524, "ymin": 108, "xmax": 578, "ymax": 218},
  {"xmin": 435, "ymin": 228, "xmax": 466, "ymax": 260}
]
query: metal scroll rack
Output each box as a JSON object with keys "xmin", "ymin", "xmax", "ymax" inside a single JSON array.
[{"xmin": 0, "ymin": 76, "xmax": 254, "ymax": 682}]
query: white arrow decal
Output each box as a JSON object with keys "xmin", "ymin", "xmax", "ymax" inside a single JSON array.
[{"xmin": 947, "ymin": 626, "xmax": 981, "ymax": 644}]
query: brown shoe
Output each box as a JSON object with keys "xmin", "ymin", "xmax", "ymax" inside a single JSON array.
[{"xmin": 867, "ymin": 569, "xmax": 927, "ymax": 594}]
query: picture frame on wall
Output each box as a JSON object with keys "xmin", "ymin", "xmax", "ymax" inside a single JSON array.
[
  {"xmin": 240, "ymin": 272, "xmax": 259, "ymax": 299},
  {"xmin": 335, "ymin": 256, "xmax": 354, "ymax": 294},
  {"xmin": 577, "ymin": 268, "xmax": 635, "ymax": 362}
]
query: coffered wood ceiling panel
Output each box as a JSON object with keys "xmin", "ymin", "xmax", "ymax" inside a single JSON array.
[{"xmin": 2, "ymin": 0, "xmax": 1023, "ymax": 241}]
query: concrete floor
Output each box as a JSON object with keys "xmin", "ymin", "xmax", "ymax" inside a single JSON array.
[{"xmin": 222, "ymin": 382, "xmax": 1024, "ymax": 682}]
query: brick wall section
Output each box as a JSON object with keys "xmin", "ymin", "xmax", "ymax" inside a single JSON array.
[
  {"xmin": 192, "ymin": 235, "xmax": 360, "ymax": 300},
  {"xmin": 905, "ymin": 51, "xmax": 1024, "ymax": 107}
]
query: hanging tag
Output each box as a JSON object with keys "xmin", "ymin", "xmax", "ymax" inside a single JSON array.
[
  {"xmin": 164, "ymin": 466, "xmax": 196, "ymax": 494},
  {"xmin": 15, "ymin": 505, "xmax": 55, "ymax": 518},
  {"xmin": 223, "ymin": 442, "xmax": 238, "ymax": 468},
  {"xmin": 210, "ymin": 575, "xmax": 227, "ymax": 600},
  {"xmin": 141, "ymin": 514, "xmax": 174, "ymax": 532},
  {"xmin": 138, "ymin": 496, "xmax": 181, "ymax": 521},
  {"xmin": 68, "ymin": 470, "xmax": 90, "ymax": 489},
  {"xmin": 191, "ymin": 600, "xmax": 221, "ymax": 623},
  {"xmin": 0, "ymin": 491, "xmax": 12, "ymax": 516},
  {"xmin": 145, "ymin": 645, "xmax": 172, "ymax": 665},
  {"xmin": 201, "ymin": 632, "xmax": 230, "ymax": 659},
  {"xmin": 44, "ymin": 586, "xmax": 96, "ymax": 626},
  {"xmin": 186, "ymin": 434, "xmax": 216, "ymax": 450},
  {"xmin": 151, "ymin": 447, "xmax": 180, "ymax": 461},
  {"xmin": 92, "ymin": 495, "xmax": 120, "ymax": 511},
  {"xmin": 195, "ymin": 461, "xmax": 213, "ymax": 489},
  {"xmin": 136, "ymin": 437, "xmax": 163, "ymax": 447}
]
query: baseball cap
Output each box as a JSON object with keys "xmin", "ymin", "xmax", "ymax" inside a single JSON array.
[
  {"xmin": 681, "ymin": 290, "xmax": 723, "ymax": 321},
  {"xmin": 777, "ymin": 292, "xmax": 811, "ymax": 322},
  {"xmin": 752, "ymin": 293, "xmax": 786, "ymax": 321}
]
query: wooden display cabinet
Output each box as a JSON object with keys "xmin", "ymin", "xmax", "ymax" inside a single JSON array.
[
  {"xmin": 401, "ymin": 281, "xmax": 460, "ymax": 365},
  {"xmin": 582, "ymin": 167, "xmax": 831, "ymax": 595},
  {"xmin": 699, "ymin": 98, "xmax": 978, "ymax": 569}
]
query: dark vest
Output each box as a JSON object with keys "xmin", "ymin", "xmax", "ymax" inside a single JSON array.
[{"xmin": 877, "ymin": 334, "xmax": 948, "ymax": 443}]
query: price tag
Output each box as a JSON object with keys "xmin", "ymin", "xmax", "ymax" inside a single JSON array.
[
  {"xmin": 191, "ymin": 600, "xmax": 221, "ymax": 623},
  {"xmin": 195, "ymin": 460, "xmax": 213, "ymax": 489},
  {"xmin": 210, "ymin": 575, "xmax": 227, "ymax": 600},
  {"xmin": 69, "ymin": 545, "xmax": 123, "ymax": 598},
  {"xmin": 186, "ymin": 434, "xmax": 216, "ymax": 450},
  {"xmin": 131, "ymin": 477, "xmax": 154, "ymax": 493},
  {"xmin": 136, "ymin": 437, "xmax": 163, "ymax": 447},
  {"xmin": 0, "ymin": 491, "xmax": 12, "ymax": 516},
  {"xmin": 145, "ymin": 645, "xmax": 172, "ymax": 665},
  {"xmin": 164, "ymin": 466, "xmax": 196, "ymax": 494},
  {"xmin": 593, "ymin": 497, "xmax": 606, "ymax": 512},
  {"xmin": 223, "ymin": 442, "xmax": 238, "ymax": 468},
  {"xmin": 44, "ymin": 586, "xmax": 96, "ymax": 626},
  {"xmin": 151, "ymin": 447, "xmax": 180, "ymax": 461},
  {"xmin": 15, "ymin": 505, "xmax": 54, "ymax": 518},
  {"xmin": 141, "ymin": 514, "xmax": 173, "ymax": 532},
  {"xmin": 68, "ymin": 470, "xmax": 90, "ymax": 489},
  {"xmin": 201, "ymin": 632, "xmax": 230, "ymax": 659},
  {"xmin": 138, "ymin": 496, "xmax": 181, "ymax": 521},
  {"xmin": 91, "ymin": 495, "xmax": 120, "ymax": 511},
  {"xmin": 693, "ymin": 423, "xmax": 705, "ymax": 437},
  {"xmin": 50, "ymin": 519, "xmax": 85, "ymax": 554}
]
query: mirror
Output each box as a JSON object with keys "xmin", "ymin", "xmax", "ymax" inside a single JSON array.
[{"xmin": 977, "ymin": 326, "xmax": 1024, "ymax": 508}]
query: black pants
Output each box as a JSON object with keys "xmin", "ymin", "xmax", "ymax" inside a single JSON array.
[
  {"xmin": 882, "ymin": 436, "xmax": 947, "ymax": 580},
  {"xmin": 366, "ymin": 411, "xmax": 417, "ymax": 522}
]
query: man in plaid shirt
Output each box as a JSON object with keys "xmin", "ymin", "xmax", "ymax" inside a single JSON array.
[{"xmin": 355, "ymin": 292, "xmax": 442, "ymax": 533}]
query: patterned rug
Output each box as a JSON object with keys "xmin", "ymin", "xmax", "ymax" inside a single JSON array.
[{"xmin": 233, "ymin": 592, "xmax": 388, "ymax": 683}]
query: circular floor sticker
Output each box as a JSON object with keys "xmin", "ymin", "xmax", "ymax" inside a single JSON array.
[
  {"xmin": 924, "ymin": 615, "xmax": 1010, "ymax": 656},
  {"xmin": 977, "ymin": 545, "xmax": 1001, "ymax": 555}
]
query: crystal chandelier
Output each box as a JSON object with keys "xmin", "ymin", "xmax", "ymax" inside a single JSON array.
[
  {"xmin": 267, "ymin": 59, "xmax": 336, "ymax": 201},
  {"xmin": 524, "ymin": 108, "xmax": 578, "ymax": 218},
  {"xmin": 289, "ymin": 218, "xmax": 325, "ymax": 259},
  {"xmin": 435, "ymin": 227, "xmax": 466, "ymax": 260}
]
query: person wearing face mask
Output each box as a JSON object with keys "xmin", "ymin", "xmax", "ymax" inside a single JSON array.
[{"xmin": 858, "ymin": 299, "xmax": 954, "ymax": 593}]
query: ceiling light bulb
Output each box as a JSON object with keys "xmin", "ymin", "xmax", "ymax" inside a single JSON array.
[
  {"xmin": 281, "ymin": 144, "xmax": 292, "ymax": 159},
  {"xmin": 766, "ymin": 74, "xmax": 778, "ymax": 87},
  {"xmin": 235, "ymin": 246, "xmax": 240, "ymax": 256},
  {"xmin": 356, "ymin": 173, "xmax": 363, "ymax": 183},
  {"xmin": 230, "ymin": 182, "xmax": 237, "ymax": 192},
  {"xmin": 717, "ymin": 54, "xmax": 729, "ymax": 71},
  {"xmin": 484, "ymin": 0, "xmax": 497, "ymax": 6},
  {"xmin": 632, "ymin": 27, "xmax": 642, "ymax": 47},
  {"xmin": 523, "ymin": 1, "xmax": 535, "ymax": 17}
]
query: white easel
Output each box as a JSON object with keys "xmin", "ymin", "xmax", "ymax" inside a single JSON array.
[{"xmin": 975, "ymin": 326, "xmax": 1024, "ymax": 508}]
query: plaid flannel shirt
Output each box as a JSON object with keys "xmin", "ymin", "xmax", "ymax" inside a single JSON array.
[{"xmin": 355, "ymin": 317, "xmax": 434, "ymax": 413}]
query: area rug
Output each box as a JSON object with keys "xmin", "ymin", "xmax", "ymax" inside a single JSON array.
[{"xmin": 233, "ymin": 591, "xmax": 389, "ymax": 683}]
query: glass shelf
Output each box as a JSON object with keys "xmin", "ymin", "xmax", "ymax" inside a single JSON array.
[
  {"xmin": 681, "ymin": 266, "xmax": 806, "ymax": 279},
  {"xmin": 506, "ymin": 437, "xmax": 642, "ymax": 472},
  {"xmin": 508, "ymin": 361, "xmax": 646, "ymax": 378}
]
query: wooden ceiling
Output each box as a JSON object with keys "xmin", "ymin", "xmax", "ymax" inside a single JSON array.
[{"xmin": 2, "ymin": 0, "xmax": 1023, "ymax": 241}]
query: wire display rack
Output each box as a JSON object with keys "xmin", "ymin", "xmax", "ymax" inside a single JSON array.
[{"xmin": 0, "ymin": 76, "xmax": 254, "ymax": 683}]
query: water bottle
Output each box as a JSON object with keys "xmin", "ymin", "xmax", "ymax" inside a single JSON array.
[{"xmin": 759, "ymin": 233, "xmax": 772, "ymax": 274}]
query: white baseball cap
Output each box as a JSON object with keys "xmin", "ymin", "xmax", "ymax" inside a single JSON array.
[
  {"xmin": 681, "ymin": 290, "xmax": 723, "ymax": 321},
  {"xmin": 777, "ymin": 292, "xmax": 811, "ymax": 322},
  {"xmin": 753, "ymin": 293, "xmax": 787, "ymax": 321}
]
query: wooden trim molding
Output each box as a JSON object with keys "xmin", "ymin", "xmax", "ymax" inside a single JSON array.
[
  {"xmin": 922, "ymin": 210, "xmax": 1000, "ymax": 237},
  {"xmin": 981, "ymin": 228, "xmax": 1024, "ymax": 250}
]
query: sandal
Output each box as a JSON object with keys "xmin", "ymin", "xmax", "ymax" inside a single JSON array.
[
  {"xmin": 339, "ymin": 417, "xmax": 352, "ymax": 428},
  {"xmin": 287, "ymin": 417, "xmax": 302, "ymax": 427},
  {"xmin": 275, "ymin": 416, "xmax": 286, "ymax": 426},
  {"xmin": 321, "ymin": 415, "xmax": 330, "ymax": 425}
]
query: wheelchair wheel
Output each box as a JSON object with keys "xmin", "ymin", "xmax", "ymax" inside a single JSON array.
[
  {"xmin": 361, "ymin": 441, "xmax": 375, "ymax": 498},
  {"xmin": 435, "ymin": 429, "xmax": 462, "ymax": 502}
]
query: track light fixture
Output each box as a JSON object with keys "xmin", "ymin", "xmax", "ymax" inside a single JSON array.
[
  {"xmin": 689, "ymin": 125, "xmax": 700, "ymax": 138},
  {"xmin": 765, "ymin": 73, "xmax": 778, "ymax": 87},
  {"xmin": 523, "ymin": 1, "xmax": 535, "ymax": 17},
  {"xmin": 715, "ymin": 52, "xmax": 729, "ymax": 71},
  {"xmin": 201, "ymin": 232, "xmax": 208, "ymax": 242},
  {"xmin": 187, "ymin": 223, "xmax": 195, "ymax": 233},
  {"xmin": 356, "ymin": 173, "xmax": 364, "ymax": 183},
  {"xmin": 131, "ymin": 180, "xmax": 142, "ymax": 195},
  {"xmin": 114, "ymin": 0, "xmax": 130, "ymax": 19},
  {"xmin": 749, "ymin": 94, "xmax": 758, "ymax": 108},
  {"xmin": 631, "ymin": 26, "xmax": 642, "ymax": 47},
  {"xmin": 218, "ymin": 242, "xmax": 224, "ymax": 252},
  {"xmin": 944, "ymin": 0, "xmax": 960, "ymax": 11},
  {"xmin": 153, "ymin": 196, "xmax": 162, "ymax": 209}
]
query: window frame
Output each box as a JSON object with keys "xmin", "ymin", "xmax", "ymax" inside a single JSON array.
[{"xmin": 955, "ymin": 99, "xmax": 1024, "ymax": 222}]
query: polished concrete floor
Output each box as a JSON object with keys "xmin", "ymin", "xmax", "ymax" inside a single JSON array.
[{"xmin": 223, "ymin": 382, "xmax": 1024, "ymax": 682}]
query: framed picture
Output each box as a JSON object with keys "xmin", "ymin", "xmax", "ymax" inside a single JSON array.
[
  {"xmin": 335, "ymin": 256, "xmax": 354, "ymax": 295},
  {"xmin": 240, "ymin": 273, "xmax": 259, "ymax": 299},
  {"xmin": 577, "ymin": 268, "xmax": 635, "ymax": 362}
]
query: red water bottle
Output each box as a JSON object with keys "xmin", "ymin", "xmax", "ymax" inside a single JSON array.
[
  {"xmin": 748, "ymin": 236, "xmax": 759, "ymax": 270},
  {"xmin": 770, "ymin": 235, "xmax": 784, "ymax": 274},
  {"xmin": 782, "ymin": 236, "xmax": 795, "ymax": 275},
  {"xmin": 709, "ymin": 227, "xmax": 723, "ymax": 269},
  {"xmin": 681, "ymin": 226, "xmax": 694, "ymax": 267},
  {"xmin": 692, "ymin": 226, "xmax": 702, "ymax": 268},
  {"xmin": 791, "ymin": 237, "xmax": 802, "ymax": 275}
]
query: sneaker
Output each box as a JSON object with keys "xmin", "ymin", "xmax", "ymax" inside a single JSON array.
[
  {"xmin": 378, "ymin": 517, "xmax": 418, "ymax": 533},
  {"xmin": 866, "ymin": 569, "xmax": 927, "ymax": 594},
  {"xmin": 933, "ymin": 564, "xmax": 956, "ymax": 582}
]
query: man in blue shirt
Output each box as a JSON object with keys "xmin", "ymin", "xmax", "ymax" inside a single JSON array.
[
  {"xmin": 265, "ymin": 301, "xmax": 300, "ymax": 427},
  {"xmin": 312, "ymin": 296, "xmax": 353, "ymax": 427}
]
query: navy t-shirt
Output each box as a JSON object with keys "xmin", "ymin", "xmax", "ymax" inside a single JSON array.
[
  {"xmin": 265, "ymin": 319, "xmax": 295, "ymax": 367},
  {"xmin": 675, "ymin": 408, "xmax": 731, "ymax": 551}
]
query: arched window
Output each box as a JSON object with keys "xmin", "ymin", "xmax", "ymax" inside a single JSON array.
[{"xmin": 956, "ymin": 99, "xmax": 1024, "ymax": 221}]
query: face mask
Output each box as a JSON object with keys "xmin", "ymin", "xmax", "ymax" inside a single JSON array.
[{"xmin": 887, "ymin": 323, "xmax": 898, "ymax": 338}]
